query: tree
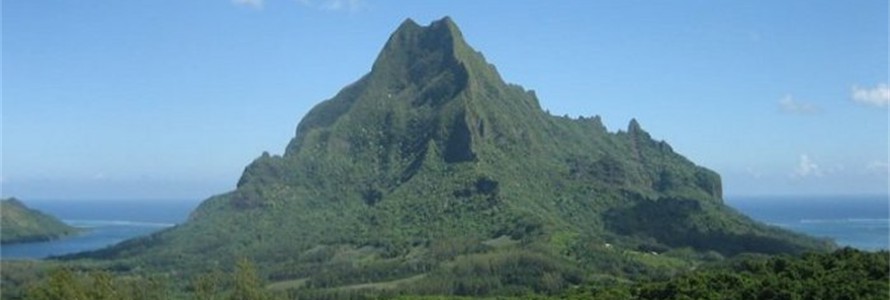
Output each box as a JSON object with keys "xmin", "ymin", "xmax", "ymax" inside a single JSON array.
[
  {"xmin": 25, "ymin": 268, "xmax": 87, "ymax": 300},
  {"xmin": 192, "ymin": 271, "xmax": 222, "ymax": 300},
  {"xmin": 127, "ymin": 275, "xmax": 168, "ymax": 300},
  {"xmin": 229, "ymin": 258, "xmax": 267, "ymax": 300},
  {"xmin": 87, "ymin": 271, "xmax": 117, "ymax": 300}
]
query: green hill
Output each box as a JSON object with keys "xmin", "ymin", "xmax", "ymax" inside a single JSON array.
[
  {"xmin": 64, "ymin": 17, "xmax": 832, "ymax": 297},
  {"xmin": 1, "ymin": 198, "xmax": 80, "ymax": 244}
]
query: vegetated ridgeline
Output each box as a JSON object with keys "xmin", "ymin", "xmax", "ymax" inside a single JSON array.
[
  {"xmin": 1, "ymin": 198, "xmax": 80, "ymax": 244},
  {"xmin": 61, "ymin": 17, "xmax": 834, "ymax": 296}
]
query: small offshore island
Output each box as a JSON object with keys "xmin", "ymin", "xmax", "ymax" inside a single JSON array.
[{"xmin": 1, "ymin": 198, "xmax": 81, "ymax": 245}]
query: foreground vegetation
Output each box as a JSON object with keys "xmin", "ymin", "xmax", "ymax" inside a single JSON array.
[
  {"xmin": 570, "ymin": 247, "xmax": 889, "ymax": 299},
  {"xmin": 5, "ymin": 248, "xmax": 886, "ymax": 299}
]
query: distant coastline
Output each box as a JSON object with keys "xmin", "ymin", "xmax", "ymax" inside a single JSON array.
[
  {"xmin": 1, "ymin": 196, "xmax": 885, "ymax": 260},
  {"xmin": 1, "ymin": 198, "xmax": 83, "ymax": 245},
  {"xmin": 728, "ymin": 195, "xmax": 889, "ymax": 251},
  {"xmin": 0, "ymin": 199, "xmax": 195, "ymax": 259}
]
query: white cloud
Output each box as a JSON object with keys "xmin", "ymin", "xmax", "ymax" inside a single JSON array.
[
  {"xmin": 233, "ymin": 0, "xmax": 264, "ymax": 9},
  {"xmin": 232, "ymin": 0, "xmax": 366, "ymax": 12},
  {"xmin": 866, "ymin": 160, "xmax": 890, "ymax": 176},
  {"xmin": 298, "ymin": 0, "xmax": 365, "ymax": 12},
  {"xmin": 745, "ymin": 167, "xmax": 763, "ymax": 179},
  {"xmin": 794, "ymin": 154, "xmax": 822, "ymax": 178},
  {"xmin": 779, "ymin": 94, "xmax": 820, "ymax": 114},
  {"xmin": 851, "ymin": 84, "xmax": 890, "ymax": 108}
]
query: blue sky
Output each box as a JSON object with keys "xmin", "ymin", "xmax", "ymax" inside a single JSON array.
[{"xmin": 2, "ymin": 0, "xmax": 888, "ymax": 201}]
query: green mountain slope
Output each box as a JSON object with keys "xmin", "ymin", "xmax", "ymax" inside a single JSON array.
[
  {"xmin": 67, "ymin": 17, "xmax": 832, "ymax": 296},
  {"xmin": 1, "ymin": 198, "xmax": 80, "ymax": 244}
]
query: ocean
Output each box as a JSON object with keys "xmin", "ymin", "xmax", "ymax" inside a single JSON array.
[
  {"xmin": 1, "ymin": 199, "xmax": 200, "ymax": 259},
  {"xmin": 1, "ymin": 195, "xmax": 887, "ymax": 260},
  {"xmin": 727, "ymin": 195, "xmax": 889, "ymax": 251}
]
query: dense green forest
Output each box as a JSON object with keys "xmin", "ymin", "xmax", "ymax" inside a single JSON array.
[
  {"xmin": 1, "ymin": 198, "xmax": 81, "ymax": 244},
  {"xmin": 569, "ymin": 248, "xmax": 889, "ymax": 300},
  {"xmin": 6, "ymin": 248, "xmax": 887, "ymax": 299}
]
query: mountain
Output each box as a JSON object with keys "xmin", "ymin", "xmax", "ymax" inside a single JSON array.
[
  {"xmin": 67, "ymin": 17, "xmax": 832, "ymax": 296},
  {"xmin": 1, "ymin": 198, "xmax": 80, "ymax": 244}
]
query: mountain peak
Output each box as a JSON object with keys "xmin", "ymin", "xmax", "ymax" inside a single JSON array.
[
  {"xmin": 285, "ymin": 17, "xmax": 497, "ymax": 157},
  {"xmin": 428, "ymin": 16, "xmax": 461, "ymax": 35},
  {"xmin": 627, "ymin": 118, "xmax": 650, "ymax": 137},
  {"xmin": 369, "ymin": 16, "xmax": 513, "ymax": 106},
  {"xmin": 396, "ymin": 16, "xmax": 459, "ymax": 32},
  {"xmin": 394, "ymin": 16, "xmax": 461, "ymax": 39},
  {"xmin": 628, "ymin": 118, "xmax": 641, "ymax": 131},
  {"xmin": 371, "ymin": 17, "xmax": 468, "ymax": 76},
  {"xmin": 398, "ymin": 17, "xmax": 419, "ymax": 28}
]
